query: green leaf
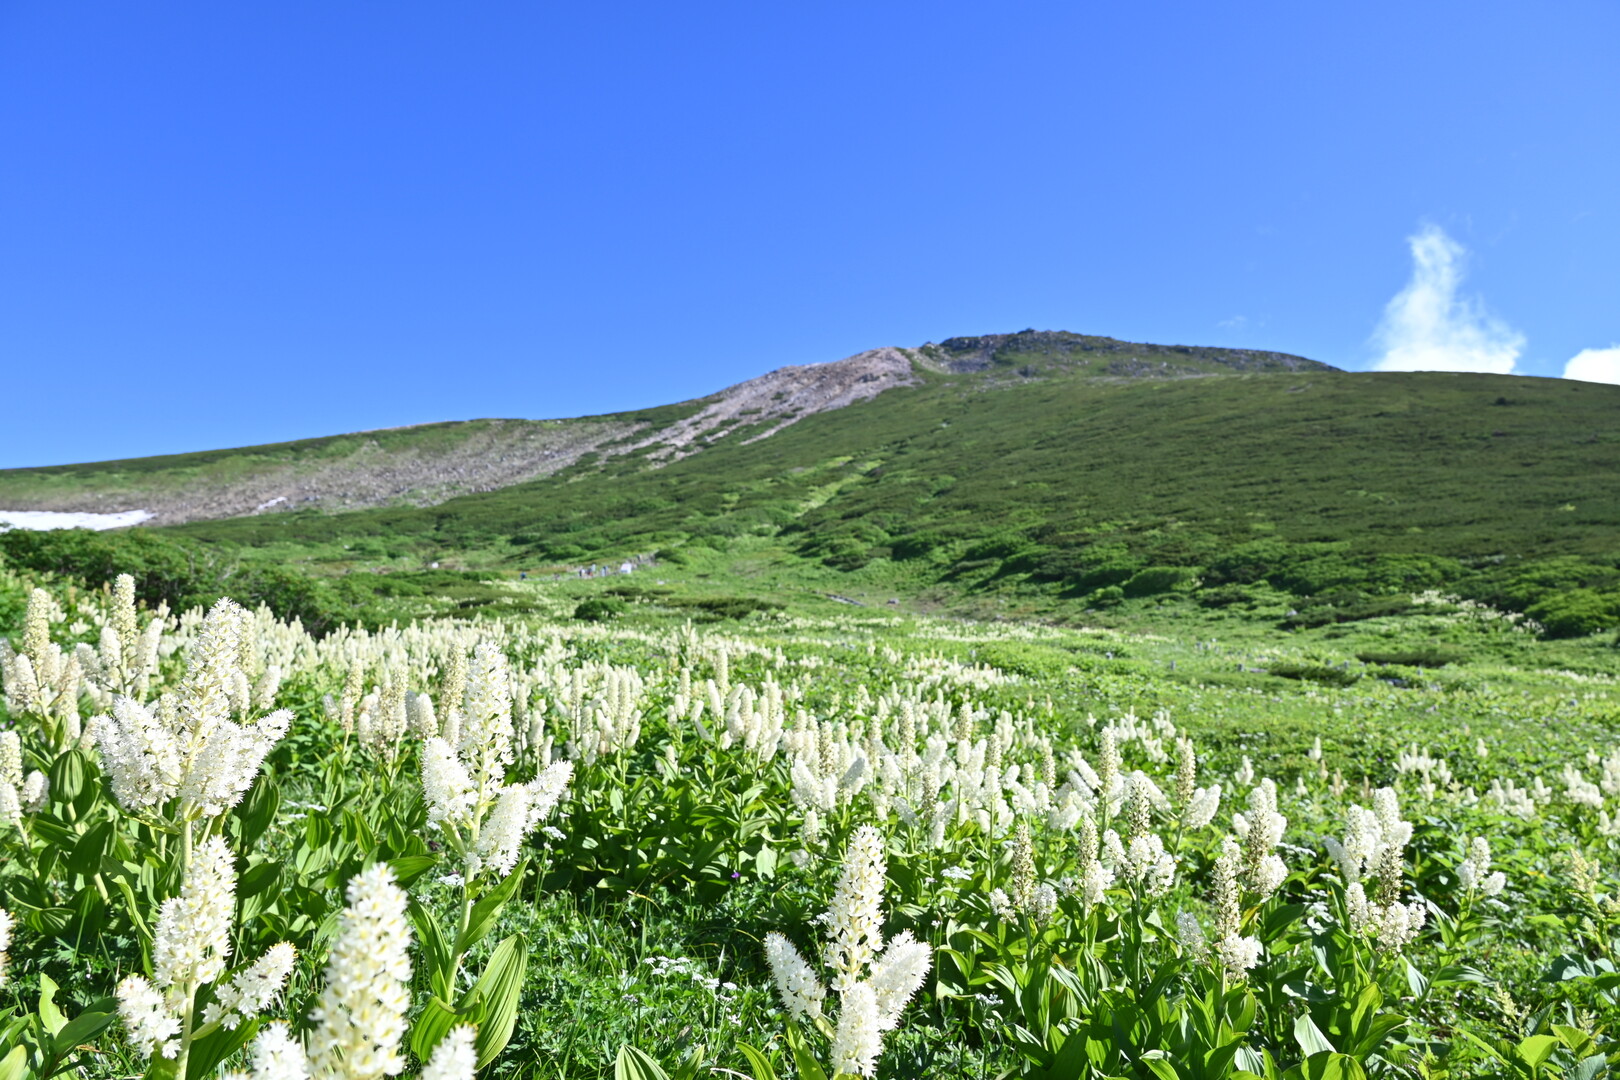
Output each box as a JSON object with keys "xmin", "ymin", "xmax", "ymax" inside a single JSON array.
[
  {"xmin": 1283, "ymin": 1052, "xmax": 1366, "ymax": 1080},
  {"xmin": 1261, "ymin": 903, "xmax": 1308, "ymax": 943},
  {"xmin": 455, "ymin": 859, "xmax": 528, "ymax": 955},
  {"xmin": 1553, "ymin": 1025, "xmax": 1597, "ymax": 1058},
  {"xmin": 50, "ymin": 1008, "xmax": 115, "ymax": 1059},
  {"xmin": 1227, "ymin": 989, "xmax": 1258, "ymax": 1034},
  {"xmin": 37, "ymin": 973, "xmax": 66, "ymax": 1036},
  {"xmin": 786, "ymin": 1025, "xmax": 829, "ymax": 1080},
  {"xmin": 468, "ymin": 934, "xmax": 529, "ymax": 1069},
  {"xmin": 386, "ymin": 854, "xmax": 439, "ymax": 888},
  {"xmin": 409, "ymin": 901, "xmax": 454, "ymax": 999},
  {"xmin": 1571, "ymin": 1053, "xmax": 1607, "ymax": 1080},
  {"xmin": 1404, "ymin": 960, "xmax": 1429, "ymax": 1000},
  {"xmin": 1140, "ymin": 1058, "xmax": 1182, "ymax": 1080},
  {"xmin": 238, "ymin": 860, "xmax": 283, "ymax": 900},
  {"xmin": 65, "ymin": 821, "xmax": 113, "ymax": 877},
  {"xmin": 234, "ymin": 774, "xmax": 280, "ymax": 849},
  {"xmin": 186, "ymin": 1017, "xmax": 260, "ymax": 1080},
  {"xmin": 409, "ymin": 996, "xmax": 481, "ymax": 1064},
  {"xmin": 0, "ymin": 1046, "xmax": 27, "ymax": 1080},
  {"xmin": 615, "ymin": 1045, "xmax": 672, "ymax": 1080},
  {"xmin": 1293, "ymin": 1015, "xmax": 1336, "ymax": 1058},
  {"xmin": 1515, "ymin": 1035, "xmax": 1559, "ymax": 1070},
  {"xmin": 737, "ymin": 1043, "xmax": 779, "ymax": 1080},
  {"xmin": 48, "ymin": 750, "xmax": 87, "ymax": 804},
  {"xmin": 1348, "ymin": 1014, "xmax": 1406, "ymax": 1057},
  {"xmin": 1347, "ymin": 982, "xmax": 1381, "ymax": 1044}
]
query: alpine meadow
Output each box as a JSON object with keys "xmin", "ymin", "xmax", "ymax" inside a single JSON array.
[{"xmin": 0, "ymin": 330, "xmax": 1618, "ymax": 1080}]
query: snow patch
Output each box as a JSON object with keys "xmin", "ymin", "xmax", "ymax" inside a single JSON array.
[{"xmin": 0, "ymin": 509, "xmax": 154, "ymax": 531}]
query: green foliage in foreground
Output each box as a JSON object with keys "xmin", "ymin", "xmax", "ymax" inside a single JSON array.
[{"xmin": 0, "ymin": 560, "xmax": 1617, "ymax": 1079}]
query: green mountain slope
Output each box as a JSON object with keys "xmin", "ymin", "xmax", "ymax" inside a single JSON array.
[
  {"xmin": 0, "ymin": 331, "xmax": 1317, "ymax": 524},
  {"xmin": 165, "ymin": 339, "xmax": 1620, "ymax": 636},
  {"xmin": 5, "ymin": 330, "xmax": 1618, "ymax": 637}
]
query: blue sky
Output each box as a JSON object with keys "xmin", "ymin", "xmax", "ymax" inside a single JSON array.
[{"xmin": 2, "ymin": 2, "xmax": 1616, "ymax": 467}]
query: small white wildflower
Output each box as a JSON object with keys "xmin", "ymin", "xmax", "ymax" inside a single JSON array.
[
  {"xmin": 306, "ymin": 864, "xmax": 413, "ymax": 1080},
  {"xmin": 825, "ymin": 826, "xmax": 886, "ymax": 992},
  {"xmin": 0, "ymin": 907, "xmax": 13, "ymax": 986},
  {"xmin": 117, "ymin": 975, "xmax": 181, "ymax": 1059},
  {"xmin": 245, "ymin": 1020, "xmax": 311, "ymax": 1080},
  {"xmin": 1212, "ymin": 933, "xmax": 1263, "ymax": 979},
  {"xmin": 828, "ymin": 981, "xmax": 883, "ymax": 1079},
  {"xmin": 153, "ymin": 836, "xmax": 236, "ymax": 994},
  {"xmin": 763, "ymin": 932, "xmax": 825, "ymax": 1021},
  {"xmin": 420, "ymin": 1025, "xmax": 477, "ymax": 1080},
  {"xmin": 869, "ymin": 930, "xmax": 931, "ymax": 1030},
  {"xmin": 205, "ymin": 942, "xmax": 297, "ymax": 1029},
  {"xmin": 1176, "ymin": 912, "xmax": 1207, "ymax": 957},
  {"xmin": 1183, "ymin": 784, "xmax": 1222, "ymax": 830},
  {"xmin": 20, "ymin": 770, "xmax": 47, "ymax": 811}
]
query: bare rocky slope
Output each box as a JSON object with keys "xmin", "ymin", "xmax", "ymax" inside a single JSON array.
[{"xmin": 0, "ymin": 331, "xmax": 1332, "ymax": 526}]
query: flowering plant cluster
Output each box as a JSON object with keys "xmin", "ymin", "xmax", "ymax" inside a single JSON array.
[{"xmin": 0, "ymin": 566, "xmax": 1615, "ymax": 1080}]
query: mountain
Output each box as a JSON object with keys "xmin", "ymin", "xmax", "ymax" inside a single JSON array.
[
  {"xmin": 4, "ymin": 330, "xmax": 1619, "ymax": 638},
  {"xmin": 0, "ymin": 331, "xmax": 1326, "ymax": 525}
]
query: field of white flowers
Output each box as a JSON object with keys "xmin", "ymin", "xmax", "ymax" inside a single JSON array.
[{"xmin": 0, "ymin": 569, "xmax": 1617, "ymax": 1080}]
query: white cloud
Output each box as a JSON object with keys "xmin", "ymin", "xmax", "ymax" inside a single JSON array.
[
  {"xmin": 1564, "ymin": 345, "xmax": 1620, "ymax": 385},
  {"xmin": 1372, "ymin": 224, "xmax": 1524, "ymax": 374},
  {"xmin": 1217, "ymin": 315, "xmax": 1248, "ymax": 330}
]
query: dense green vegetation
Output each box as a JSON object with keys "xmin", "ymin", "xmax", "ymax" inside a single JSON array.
[
  {"xmin": 96, "ymin": 345, "xmax": 1620, "ymax": 642},
  {"xmin": 8, "ymin": 331, "xmax": 1619, "ymax": 639},
  {"xmin": 1, "ymin": 552, "xmax": 1617, "ymax": 1080}
]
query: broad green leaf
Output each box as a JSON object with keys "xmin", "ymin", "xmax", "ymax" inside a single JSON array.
[
  {"xmin": 234, "ymin": 774, "xmax": 280, "ymax": 849},
  {"xmin": 409, "ymin": 996, "xmax": 481, "ymax": 1063},
  {"xmin": 48, "ymin": 750, "xmax": 87, "ymax": 804},
  {"xmin": 37, "ymin": 973, "xmax": 66, "ymax": 1036},
  {"xmin": 186, "ymin": 1017, "xmax": 260, "ymax": 1080},
  {"xmin": 1572, "ymin": 1053, "xmax": 1607, "ymax": 1080},
  {"xmin": 786, "ymin": 1025, "xmax": 829, "ymax": 1080},
  {"xmin": 737, "ymin": 1042, "xmax": 778, "ymax": 1080},
  {"xmin": 1553, "ymin": 1025, "xmax": 1597, "ymax": 1057},
  {"xmin": 409, "ymin": 900, "xmax": 454, "ymax": 999},
  {"xmin": 1347, "ymin": 983, "xmax": 1381, "ymax": 1043},
  {"xmin": 238, "ymin": 860, "xmax": 283, "ymax": 900},
  {"xmin": 615, "ymin": 1045, "xmax": 671, "ymax": 1080},
  {"xmin": 50, "ymin": 1008, "xmax": 115, "ymax": 1059},
  {"xmin": 1515, "ymin": 1034, "xmax": 1559, "ymax": 1070},
  {"xmin": 1404, "ymin": 960, "xmax": 1429, "ymax": 1000},
  {"xmin": 469, "ymin": 934, "xmax": 529, "ymax": 1069},
  {"xmin": 455, "ymin": 859, "xmax": 528, "ymax": 955},
  {"xmin": 386, "ymin": 854, "xmax": 438, "ymax": 888},
  {"xmin": 1140, "ymin": 1057, "xmax": 1181, "ymax": 1080},
  {"xmin": 1283, "ymin": 1052, "xmax": 1366, "ymax": 1080},
  {"xmin": 1293, "ymin": 1015, "xmax": 1336, "ymax": 1058},
  {"xmin": 1349, "ymin": 1014, "xmax": 1406, "ymax": 1057},
  {"xmin": 0, "ymin": 1047, "xmax": 26, "ymax": 1080},
  {"xmin": 65, "ymin": 821, "xmax": 113, "ymax": 877}
]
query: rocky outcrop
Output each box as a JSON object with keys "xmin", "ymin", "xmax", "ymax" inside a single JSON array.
[{"xmin": 628, "ymin": 347, "xmax": 918, "ymax": 460}]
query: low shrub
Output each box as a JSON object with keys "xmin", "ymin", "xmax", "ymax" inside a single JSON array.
[
  {"xmin": 573, "ymin": 597, "xmax": 627, "ymax": 622},
  {"xmin": 1268, "ymin": 662, "xmax": 1362, "ymax": 687},
  {"xmin": 1356, "ymin": 646, "xmax": 1466, "ymax": 668}
]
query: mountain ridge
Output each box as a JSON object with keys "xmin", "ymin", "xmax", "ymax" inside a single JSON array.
[{"xmin": 0, "ymin": 330, "xmax": 1335, "ymax": 525}]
